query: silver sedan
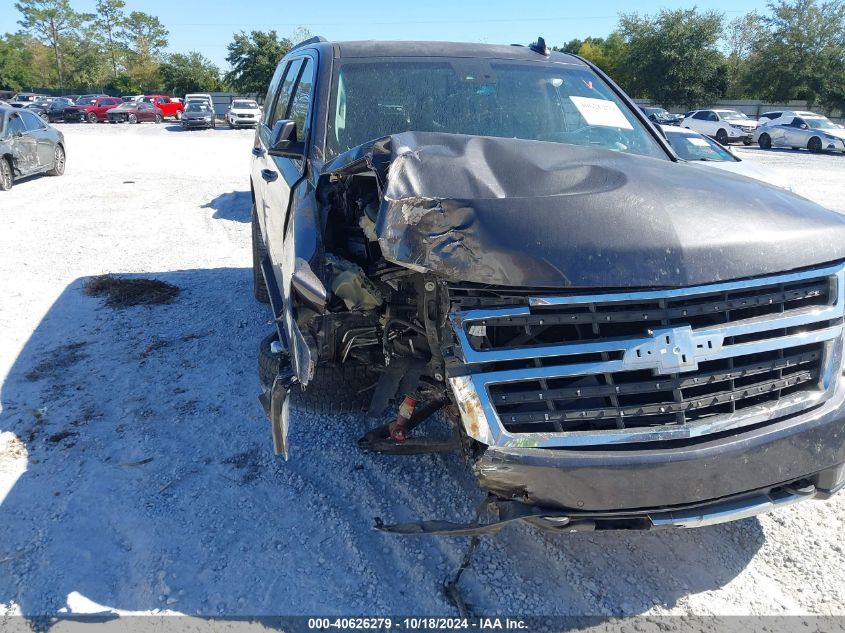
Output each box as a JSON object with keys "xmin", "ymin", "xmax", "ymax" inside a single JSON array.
[{"xmin": 754, "ymin": 114, "xmax": 845, "ymax": 153}]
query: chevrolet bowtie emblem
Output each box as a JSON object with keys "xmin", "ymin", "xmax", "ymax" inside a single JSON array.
[{"xmin": 622, "ymin": 326, "xmax": 724, "ymax": 374}]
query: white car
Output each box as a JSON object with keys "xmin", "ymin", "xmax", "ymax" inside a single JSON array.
[
  {"xmin": 753, "ymin": 112, "xmax": 845, "ymax": 153},
  {"xmin": 681, "ymin": 109, "xmax": 759, "ymax": 146},
  {"xmin": 184, "ymin": 93, "xmax": 213, "ymax": 110},
  {"xmin": 662, "ymin": 126, "xmax": 791, "ymax": 190},
  {"xmin": 226, "ymin": 99, "xmax": 261, "ymax": 128}
]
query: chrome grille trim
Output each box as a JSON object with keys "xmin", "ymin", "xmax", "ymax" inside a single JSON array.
[{"xmin": 447, "ymin": 264, "xmax": 845, "ymax": 449}]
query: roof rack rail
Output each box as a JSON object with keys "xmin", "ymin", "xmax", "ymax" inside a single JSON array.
[{"xmin": 290, "ymin": 35, "xmax": 328, "ymax": 52}]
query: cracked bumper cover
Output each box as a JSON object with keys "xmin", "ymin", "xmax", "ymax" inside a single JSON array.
[{"xmin": 471, "ymin": 379, "xmax": 845, "ymax": 511}]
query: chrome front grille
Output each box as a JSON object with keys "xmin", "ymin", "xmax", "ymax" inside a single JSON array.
[{"xmin": 447, "ymin": 264, "xmax": 845, "ymax": 448}]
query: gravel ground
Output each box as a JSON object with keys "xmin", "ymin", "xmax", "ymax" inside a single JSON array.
[{"xmin": 1, "ymin": 123, "xmax": 844, "ymax": 620}]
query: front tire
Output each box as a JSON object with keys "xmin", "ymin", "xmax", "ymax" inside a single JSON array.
[
  {"xmin": 715, "ymin": 129, "xmax": 728, "ymax": 145},
  {"xmin": 154, "ymin": 113, "xmax": 162, "ymax": 124},
  {"xmin": 758, "ymin": 133, "xmax": 772, "ymax": 149},
  {"xmin": 252, "ymin": 205, "xmax": 271, "ymax": 304},
  {"xmin": 175, "ymin": 110, "xmax": 182, "ymax": 120},
  {"xmin": 46, "ymin": 144, "xmax": 65, "ymax": 176},
  {"xmin": 87, "ymin": 112, "xmax": 98, "ymax": 124},
  {"xmin": 0, "ymin": 157, "xmax": 13, "ymax": 191},
  {"xmin": 128, "ymin": 113, "xmax": 138, "ymax": 124},
  {"xmin": 808, "ymin": 137, "xmax": 823, "ymax": 153}
]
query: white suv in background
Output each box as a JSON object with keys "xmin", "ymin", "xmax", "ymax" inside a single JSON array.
[
  {"xmin": 226, "ymin": 99, "xmax": 261, "ymax": 128},
  {"xmin": 681, "ymin": 109, "xmax": 758, "ymax": 145}
]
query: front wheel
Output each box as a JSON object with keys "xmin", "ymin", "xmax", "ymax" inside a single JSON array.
[
  {"xmin": 808, "ymin": 137, "xmax": 823, "ymax": 153},
  {"xmin": 87, "ymin": 112, "xmax": 98, "ymax": 124},
  {"xmin": 758, "ymin": 133, "xmax": 772, "ymax": 149},
  {"xmin": 47, "ymin": 144, "xmax": 65, "ymax": 176},
  {"xmin": 154, "ymin": 113, "xmax": 162, "ymax": 124},
  {"xmin": 128, "ymin": 113, "xmax": 138, "ymax": 124},
  {"xmin": 175, "ymin": 110, "xmax": 182, "ymax": 120},
  {"xmin": 0, "ymin": 157, "xmax": 13, "ymax": 191},
  {"xmin": 715, "ymin": 129, "xmax": 729, "ymax": 145}
]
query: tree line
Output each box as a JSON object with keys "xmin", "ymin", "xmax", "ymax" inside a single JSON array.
[
  {"xmin": 557, "ymin": 0, "xmax": 845, "ymax": 111},
  {"xmin": 0, "ymin": 0, "xmax": 309, "ymax": 97},
  {"xmin": 1, "ymin": 0, "xmax": 843, "ymax": 112}
]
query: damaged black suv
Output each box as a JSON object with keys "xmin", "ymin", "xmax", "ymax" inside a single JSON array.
[{"xmin": 251, "ymin": 37, "xmax": 845, "ymax": 534}]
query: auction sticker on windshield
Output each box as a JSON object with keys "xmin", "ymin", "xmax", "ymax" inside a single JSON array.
[
  {"xmin": 689, "ymin": 137, "xmax": 711, "ymax": 147},
  {"xmin": 570, "ymin": 96, "xmax": 633, "ymax": 130}
]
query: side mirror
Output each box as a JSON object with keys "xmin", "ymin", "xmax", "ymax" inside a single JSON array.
[
  {"xmin": 269, "ymin": 119, "xmax": 305, "ymax": 157},
  {"xmin": 800, "ymin": 123, "xmax": 808, "ymax": 129}
]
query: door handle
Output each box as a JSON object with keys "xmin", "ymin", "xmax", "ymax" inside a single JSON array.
[
  {"xmin": 261, "ymin": 169, "xmax": 278, "ymax": 182},
  {"xmin": 252, "ymin": 146, "xmax": 265, "ymax": 157}
]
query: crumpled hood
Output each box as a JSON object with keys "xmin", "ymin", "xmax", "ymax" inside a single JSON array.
[{"xmin": 325, "ymin": 131, "xmax": 845, "ymax": 289}]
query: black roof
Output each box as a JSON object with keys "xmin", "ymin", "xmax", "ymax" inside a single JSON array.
[{"xmin": 328, "ymin": 40, "xmax": 585, "ymax": 64}]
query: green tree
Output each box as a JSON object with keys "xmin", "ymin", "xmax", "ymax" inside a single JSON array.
[
  {"xmin": 224, "ymin": 30, "xmax": 296, "ymax": 95},
  {"xmin": 121, "ymin": 11, "xmax": 168, "ymax": 92},
  {"xmin": 14, "ymin": 0, "xmax": 91, "ymax": 90},
  {"xmin": 159, "ymin": 51, "xmax": 222, "ymax": 96},
  {"xmin": 576, "ymin": 32, "xmax": 630, "ymax": 88},
  {"xmin": 748, "ymin": 0, "xmax": 845, "ymax": 109},
  {"xmin": 723, "ymin": 12, "xmax": 764, "ymax": 98},
  {"xmin": 64, "ymin": 25, "xmax": 111, "ymax": 90},
  {"xmin": 0, "ymin": 33, "xmax": 37, "ymax": 90},
  {"xmin": 619, "ymin": 8, "xmax": 728, "ymax": 108},
  {"xmin": 94, "ymin": 0, "xmax": 127, "ymax": 80}
]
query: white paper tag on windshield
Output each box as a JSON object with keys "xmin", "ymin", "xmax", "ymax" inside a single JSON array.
[
  {"xmin": 688, "ymin": 137, "xmax": 710, "ymax": 146},
  {"xmin": 570, "ymin": 96, "xmax": 633, "ymax": 130}
]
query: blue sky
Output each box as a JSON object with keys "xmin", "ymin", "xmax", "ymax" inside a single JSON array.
[{"xmin": 1, "ymin": 0, "xmax": 769, "ymax": 69}]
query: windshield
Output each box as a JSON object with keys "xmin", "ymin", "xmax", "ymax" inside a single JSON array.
[
  {"xmin": 232, "ymin": 100, "xmax": 257, "ymax": 109},
  {"xmin": 644, "ymin": 107, "xmax": 668, "ymax": 116},
  {"xmin": 328, "ymin": 59, "xmax": 667, "ymax": 160},
  {"xmin": 805, "ymin": 117, "xmax": 838, "ymax": 130},
  {"xmin": 113, "ymin": 103, "xmax": 134, "ymax": 109},
  {"xmin": 76, "ymin": 97, "xmax": 97, "ymax": 105},
  {"xmin": 665, "ymin": 130, "xmax": 736, "ymax": 162},
  {"xmin": 717, "ymin": 110, "xmax": 748, "ymax": 120},
  {"xmin": 187, "ymin": 103, "xmax": 209, "ymax": 112}
]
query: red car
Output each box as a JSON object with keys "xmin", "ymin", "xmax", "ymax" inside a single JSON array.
[
  {"xmin": 63, "ymin": 96, "xmax": 123, "ymax": 123},
  {"xmin": 106, "ymin": 101, "xmax": 164, "ymax": 124},
  {"xmin": 141, "ymin": 95, "xmax": 184, "ymax": 120}
]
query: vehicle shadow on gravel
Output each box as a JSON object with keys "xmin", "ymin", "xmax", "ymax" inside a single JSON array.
[
  {"xmin": 202, "ymin": 191, "xmax": 251, "ymax": 223},
  {"xmin": 0, "ymin": 268, "xmax": 762, "ymax": 620}
]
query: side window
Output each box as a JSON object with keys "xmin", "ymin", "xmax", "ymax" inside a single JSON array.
[
  {"xmin": 20, "ymin": 110, "xmax": 45, "ymax": 130},
  {"xmin": 692, "ymin": 111, "xmax": 709, "ymax": 120},
  {"xmin": 7, "ymin": 113, "xmax": 26, "ymax": 135},
  {"xmin": 288, "ymin": 57, "xmax": 315, "ymax": 142},
  {"xmin": 161, "ymin": 97, "xmax": 170, "ymax": 104},
  {"xmin": 269, "ymin": 58, "xmax": 303, "ymax": 128},
  {"xmin": 791, "ymin": 117, "xmax": 806, "ymax": 128}
]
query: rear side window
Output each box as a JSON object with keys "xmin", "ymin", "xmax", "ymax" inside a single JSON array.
[
  {"xmin": 20, "ymin": 110, "xmax": 45, "ymax": 130},
  {"xmin": 269, "ymin": 58, "xmax": 303, "ymax": 129},
  {"xmin": 692, "ymin": 111, "xmax": 709, "ymax": 120},
  {"xmin": 288, "ymin": 58, "xmax": 315, "ymax": 142},
  {"xmin": 7, "ymin": 114, "xmax": 26, "ymax": 135}
]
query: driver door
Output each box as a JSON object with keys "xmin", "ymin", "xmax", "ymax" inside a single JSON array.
[{"xmin": 5, "ymin": 112, "xmax": 37, "ymax": 174}]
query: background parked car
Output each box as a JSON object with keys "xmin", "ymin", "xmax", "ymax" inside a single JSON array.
[
  {"xmin": 106, "ymin": 101, "xmax": 163, "ymax": 124},
  {"xmin": 63, "ymin": 96, "xmax": 122, "ymax": 123},
  {"xmin": 24, "ymin": 101, "xmax": 51, "ymax": 121},
  {"xmin": 9, "ymin": 93, "xmax": 48, "ymax": 108},
  {"xmin": 0, "ymin": 105, "xmax": 65, "ymax": 191},
  {"xmin": 640, "ymin": 106, "xmax": 683, "ymax": 125},
  {"xmin": 41, "ymin": 97, "xmax": 76, "ymax": 122},
  {"xmin": 121, "ymin": 95, "xmax": 144, "ymax": 102},
  {"xmin": 754, "ymin": 112, "xmax": 845, "ymax": 153},
  {"xmin": 681, "ymin": 109, "xmax": 759, "ymax": 145},
  {"xmin": 662, "ymin": 125, "xmax": 791, "ymax": 190},
  {"xmin": 181, "ymin": 102, "xmax": 215, "ymax": 129},
  {"xmin": 141, "ymin": 95, "xmax": 184, "ymax": 120},
  {"xmin": 225, "ymin": 99, "xmax": 261, "ymax": 128}
]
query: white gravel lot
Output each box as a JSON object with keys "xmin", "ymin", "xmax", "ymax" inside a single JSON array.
[{"xmin": 1, "ymin": 123, "xmax": 844, "ymax": 620}]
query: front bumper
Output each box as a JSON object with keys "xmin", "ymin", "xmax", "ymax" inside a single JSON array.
[
  {"xmin": 229, "ymin": 115, "xmax": 258, "ymax": 126},
  {"xmin": 475, "ymin": 380, "xmax": 845, "ymax": 511},
  {"xmin": 182, "ymin": 118, "xmax": 213, "ymax": 128},
  {"xmin": 107, "ymin": 113, "xmax": 128, "ymax": 123},
  {"xmin": 726, "ymin": 129, "xmax": 755, "ymax": 142},
  {"xmin": 63, "ymin": 110, "xmax": 86, "ymax": 121}
]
